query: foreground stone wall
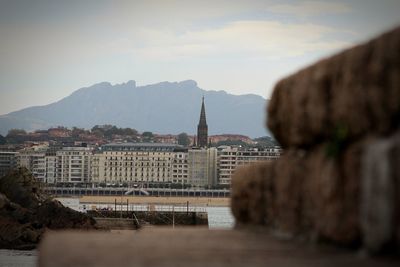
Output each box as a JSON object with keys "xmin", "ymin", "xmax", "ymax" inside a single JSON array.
[
  {"xmin": 231, "ymin": 26, "xmax": 400, "ymax": 254},
  {"xmin": 267, "ymin": 27, "xmax": 400, "ymax": 149}
]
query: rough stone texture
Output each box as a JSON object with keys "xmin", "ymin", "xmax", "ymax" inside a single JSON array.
[
  {"xmin": 267, "ymin": 27, "xmax": 400, "ymax": 148},
  {"xmin": 0, "ymin": 193, "xmax": 42, "ymax": 249},
  {"xmin": 361, "ymin": 133, "xmax": 400, "ymax": 253},
  {"xmin": 231, "ymin": 132, "xmax": 400, "ymax": 252},
  {"xmin": 0, "ymin": 167, "xmax": 44, "ymax": 210},
  {"xmin": 0, "ymin": 168, "xmax": 97, "ymax": 249},
  {"xmin": 37, "ymin": 199, "xmax": 96, "ymax": 229},
  {"xmin": 231, "ymin": 163, "xmax": 272, "ymax": 225},
  {"xmin": 306, "ymin": 143, "xmax": 363, "ymax": 246},
  {"xmin": 229, "ymin": 26, "xmax": 400, "ymax": 254},
  {"xmin": 272, "ymin": 150, "xmax": 308, "ymax": 236},
  {"xmin": 39, "ymin": 229, "xmax": 399, "ymax": 267},
  {"xmin": 230, "ymin": 139, "xmax": 368, "ymax": 245}
]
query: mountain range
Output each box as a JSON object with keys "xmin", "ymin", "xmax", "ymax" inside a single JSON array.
[{"xmin": 0, "ymin": 80, "xmax": 269, "ymax": 137}]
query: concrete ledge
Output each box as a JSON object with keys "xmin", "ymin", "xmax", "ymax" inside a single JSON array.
[{"xmin": 39, "ymin": 228, "xmax": 398, "ymax": 267}]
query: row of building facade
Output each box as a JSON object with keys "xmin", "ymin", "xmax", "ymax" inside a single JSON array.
[{"xmin": 0, "ymin": 143, "xmax": 281, "ymax": 187}]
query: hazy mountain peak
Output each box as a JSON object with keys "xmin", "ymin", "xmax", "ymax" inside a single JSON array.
[
  {"xmin": 91, "ymin": 81, "xmax": 112, "ymax": 88},
  {"xmin": 178, "ymin": 80, "xmax": 198, "ymax": 87},
  {"xmin": 0, "ymin": 80, "xmax": 269, "ymax": 137},
  {"xmin": 122, "ymin": 80, "xmax": 136, "ymax": 87},
  {"xmin": 151, "ymin": 80, "xmax": 198, "ymax": 89}
]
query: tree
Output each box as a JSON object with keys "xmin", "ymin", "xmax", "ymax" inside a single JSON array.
[
  {"xmin": 253, "ymin": 136, "xmax": 279, "ymax": 147},
  {"xmin": 121, "ymin": 128, "xmax": 138, "ymax": 137},
  {"xmin": 71, "ymin": 127, "xmax": 86, "ymax": 138},
  {"xmin": 6, "ymin": 129, "xmax": 27, "ymax": 137},
  {"xmin": 91, "ymin": 128, "xmax": 105, "ymax": 138},
  {"xmin": 0, "ymin": 134, "xmax": 6, "ymax": 145},
  {"xmin": 215, "ymin": 140, "xmax": 248, "ymax": 147},
  {"xmin": 177, "ymin": 132, "xmax": 190, "ymax": 146},
  {"xmin": 5, "ymin": 129, "xmax": 27, "ymax": 143},
  {"xmin": 142, "ymin": 131, "xmax": 154, "ymax": 142},
  {"xmin": 91, "ymin": 125, "xmax": 139, "ymax": 140}
]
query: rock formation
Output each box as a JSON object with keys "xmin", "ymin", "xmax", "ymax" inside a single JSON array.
[
  {"xmin": 231, "ymin": 26, "xmax": 400, "ymax": 254},
  {"xmin": 0, "ymin": 168, "xmax": 96, "ymax": 249}
]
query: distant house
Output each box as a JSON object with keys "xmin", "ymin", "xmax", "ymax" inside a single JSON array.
[
  {"xmin": 48, "ymin": 127, "xmax": 71, "ymax": 138},
  {"xmin": 209, "ymin": 134, "xmax": 255, "ymax": 145},
  {"xmin": 154, "ymin": 134, "xmax": 178, "ymax": 144}
]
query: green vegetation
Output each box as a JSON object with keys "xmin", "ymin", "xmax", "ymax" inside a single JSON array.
[
  {"xmin": 91, "ymin": 125, "xmax": 139, "ymax": 139},
  {"xmin": 5, "ymin": 129, "xmax": 29, "ymax": 143},
  {"xmin": 142, "ymin": 131, "xmax": 154, "ymax": 142},
  {"xmin": 253, "ymin": 136, "xmax": 279, "ymax": 147},
  {"xmin": 6, "ymin": 129, "xmax": 27, "ymax": 136},
  {"xmin": 210, "ymin": 136, "xmax": 279, "ymax": 148},
  {"xmin": 0, "ymin": 135, "xmax": 5, "ymax": 145},
  {"xmin": 213, "ymin": 140, "xmax": 249, "ymax": 147},
  {"xmin": 0, "ymin": 125, "xmax": 280, "ymax": 148},
  {"xmin": 71, "ymin": 127, "xmax": 87, "ymax": 138},
  {"xmin": 325, "ymin": 123, "xmax": 349, "ymax": 158},
  {"xmin": 177, "ymin": 132, "xmax": 190, "ymax": 146}
]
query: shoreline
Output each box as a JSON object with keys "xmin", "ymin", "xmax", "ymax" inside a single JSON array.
[{"xmin": 77, "ymin": 196, "xmax": 230, "ymax": 207}]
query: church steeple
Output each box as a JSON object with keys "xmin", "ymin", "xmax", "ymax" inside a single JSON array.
[
  {"xmin": 197, "ymin": 96, "xmax": 208, "ymax": 147},
  {"xmin": 199, "ymin": 96, "xmax": 207, "ymax": 125}
]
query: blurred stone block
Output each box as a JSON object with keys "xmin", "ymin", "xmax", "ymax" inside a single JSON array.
[
  {"xmin": 361, "ymin": 133, "xmax": 400, "ymax": 253},
  {"xmin": 267, "ymin": 27, "xmax": 400, "ymax": 148},
  {"xmin": 39, "ymin": 229, "xmax": 398, "ymax": 267}
]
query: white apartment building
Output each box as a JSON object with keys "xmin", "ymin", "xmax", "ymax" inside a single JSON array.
[
  {"xmin": 91, "ymin": 143, "xmax": 217, "ymax": 187},
  {"xmin": 11, "ymin": 142, "xmax": 282, "ymax": 188},
  {"xmin": 90, "ymin": 152, "xmax": 102, "ymax": 183},
  {"xmin": 45, "ymin": 156, "xmax": 57, "ymax": 184},
  {"xmin": 172, "ymin": 151, "xmax": 189, "ymax": 184},
  {"xmin": 56, "ymin": 147, "xmax": 92, "ymax": 183},
  {"xmin": 17, "ymin": 145, "xmax": 48, "ymax": 182},
  {"xmin": 16, "ymin": 145, "xmax": 95, "ymax": 184},
  {"xmin": 217, "ymin": 146, "xmax": 282, "ymax": 185},
  {"xmin": 92, "ymin": 143, "xmax": 184, "ymax": 184}
]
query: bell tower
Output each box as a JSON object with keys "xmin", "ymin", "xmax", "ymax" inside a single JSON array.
[{"xmin": 197, "ymin": 97, "xmax": 208, "ymax": 147}]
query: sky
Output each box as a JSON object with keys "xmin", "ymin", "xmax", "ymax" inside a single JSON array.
[{"xmin": 0, "ymin": 0, "xmax": 399, "ymax": 115}]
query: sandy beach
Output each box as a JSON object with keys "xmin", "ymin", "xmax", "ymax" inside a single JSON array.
[{"xmin": 79, "ymin": 196, "xmax": 230, "ymax": 207}]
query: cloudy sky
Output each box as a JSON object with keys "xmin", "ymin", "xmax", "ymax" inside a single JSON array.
[{"xmin": 0, "ymin": 0, "xmax": 399, "ymax": 115}]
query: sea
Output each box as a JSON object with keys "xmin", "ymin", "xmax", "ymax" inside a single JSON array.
[{"xmin": 0, "ymin": 203, "xmax": 234, "ymax": 267}]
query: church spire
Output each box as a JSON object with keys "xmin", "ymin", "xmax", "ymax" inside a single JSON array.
[
  {"xmin": 199, "ymin": 96, "xmax": 207, "ymax": 125},
  {"xmin": 197, "ymin": 96, "xmax": 208, "ymax": 147}
]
